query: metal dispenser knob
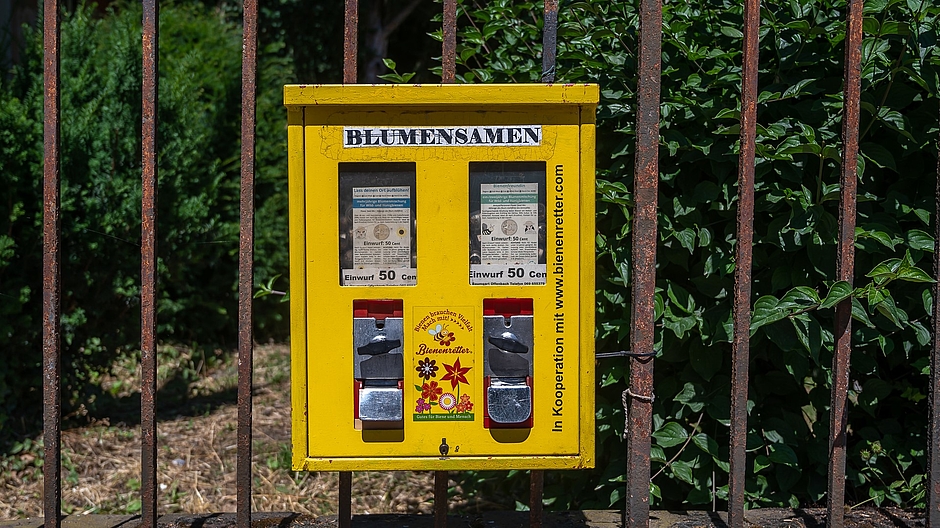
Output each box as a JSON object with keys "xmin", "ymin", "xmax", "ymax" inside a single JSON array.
[
  {"xmin": 353, "ymin": 301, "xmax": 405, "ymax": 427},
  {"xmin": 483, "ymin": 300, "xmax": 534, "ymax": 427}
]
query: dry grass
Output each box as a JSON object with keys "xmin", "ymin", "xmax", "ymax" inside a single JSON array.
[{"xmin": 0, "ymin": 344, "xmax": 437, "ymax": 520}]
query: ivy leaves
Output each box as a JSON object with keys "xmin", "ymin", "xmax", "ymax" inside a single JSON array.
[{"xmin": 448, "ymin": 0, "xmax": 940, "ymax": 512}]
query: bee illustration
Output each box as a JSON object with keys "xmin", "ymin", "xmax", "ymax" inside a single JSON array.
[
  {"xmin": 428, "ymin": 324, "xmax": 456, "ymax": 346},
  {"xmin": 481, "ymin": 223, "xmax": 492, "ymax": 236}
]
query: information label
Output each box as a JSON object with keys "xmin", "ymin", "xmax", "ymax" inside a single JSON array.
[
  {"xmin": 344, "ymin": 186, "xmax": 417, "ymax": 286},
  {"xmin": 471, "ymin": 182, "xmax": 545, "ymax": 285}
]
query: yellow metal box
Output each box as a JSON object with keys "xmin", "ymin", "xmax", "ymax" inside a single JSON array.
[{"xmin": 285, "ymin": 84, "xmax": 598, "ymax": 470}]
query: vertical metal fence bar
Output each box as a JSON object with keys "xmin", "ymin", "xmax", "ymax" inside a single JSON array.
[
  {"xmin": 140, "ymin": 0, "xmax": 160, "ymax": 526},
  {"xmin": 338, "ymin": 472, "xmax": 352, "ymax": 528},
  {"xmin": 528, "ymin": 3, "xmax": 559, "ymax": 519},
  {"xmin": 236, "ymin": 0, "xmax": 258, "ymax": 526},
  {"xmin": 41, "ymin": 0, "xmax": 62, "ymax": 526},
  {"xmin": 434, "ymin": 471, "xmax": 448, "ymax": 528},
  {"xmin": 340, "ymin": 0, "xmax": 357, "ymax": 517},
  {"xmin": 442, "ymin": 0, "xmax": 456, "ymax": 83},
  {"xmin": 529, "ymin": 470, "xmax": 544, "ymax": 528},
  {"xmin": 728, "ymin": 0, "xmax": 760, "ymax": 526},
  {"xmin": 540, "ymin": 0, "xmax": 558, "ymax": 83},
  {"xmin": 343, "ymin": 0, "xmax": 358, "ymax": 83},
  {"xmin": 931, "ymin": 107, "xmax": 940, "ymax": 528},
  {"xmin": 827, "ymin": 1, "xmax": 863, "ymax": 526},
  {"xmin": 624, "ymin": 0, "xmax": 662, "ymax": 525}
]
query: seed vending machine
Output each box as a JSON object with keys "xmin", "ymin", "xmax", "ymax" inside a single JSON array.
[{"xmin": 285, "ymin": 84, "xmax": 598, "ymax": 470}]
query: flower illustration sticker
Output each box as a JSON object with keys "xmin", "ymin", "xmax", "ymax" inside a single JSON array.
[{"xmin": 412, "ymin": 307, "xmax": 475, "ymax": 422}]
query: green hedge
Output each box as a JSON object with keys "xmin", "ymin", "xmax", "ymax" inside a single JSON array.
[
  {"xmin": 0, "ymin": 3, "xmax": 292, "ymax": 435},
  {"xmin": 441, "ymin": 0, "xmax": 940, "ymax": 511}
]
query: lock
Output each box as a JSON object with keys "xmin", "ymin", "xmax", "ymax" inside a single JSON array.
[
  {"xmin": 353, "ymin": 300, "xmax": 405, "ymax": 428},
  {"xmin": 482, "ymin": 298, "xmax": 534, "ymax": 428}
]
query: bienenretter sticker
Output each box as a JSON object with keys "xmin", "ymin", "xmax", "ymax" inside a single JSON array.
[{"xmin": 412, "ymin": 307, "xmax": 476, "ymax": 422}]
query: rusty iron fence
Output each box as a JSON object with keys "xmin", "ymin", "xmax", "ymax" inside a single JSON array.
[{"xmin": 36, "ymin": 0, "xmax": 940, "ymax": 528}]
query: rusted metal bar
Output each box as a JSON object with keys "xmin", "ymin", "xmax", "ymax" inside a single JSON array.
[
  {"xmin": 827, "ymin": 1, "xmax": 863, "ymax": 527},
  {"xmin": 434, "ymin": 471, "xmax": 448, "ymax": 527},
  {"xmin": 42, "ymin": 0, "xmax": 61, "ymax": 526},
  {"xmin": 623, "ymin": 0, "xmax": 661, "ymax": 526},
  {"xmin": 343, "ymin": 0, "xmax": 358, "ymax": 83},
  {"xmin": 529, "ymin": 470, "xmax": 544, "ymax": 528},
  {"xmin": 140, "ymin": 0, "xmax": 159, "ymax": 526},
  {"xmin": 236, "ymin": 0, "xmax": 258, "ymax": 526},
  {"xmin": 338, "ymin": 472, "xmax": 352, "ymax": 528},
  {"xmin": 442, "ymin": 0, "xmax": 456, "ymax": 83},
  {"xmin": 929, "ymin": 93, "xmax": 940, "ymax": 528},
  {"xmin": 728, "ymin": 0, "xmax": 760, "ymax": 526},
  {"xmin": 541, "ymin": 0, "xmax": 558, "ymax": 83}
]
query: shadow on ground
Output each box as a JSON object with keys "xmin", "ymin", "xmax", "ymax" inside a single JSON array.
[{"xmin": 0, "ymin": 508, "xmax": 927, "ymax": 528}]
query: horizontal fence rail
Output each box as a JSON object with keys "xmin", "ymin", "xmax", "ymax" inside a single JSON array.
[{"xmin": 35, "ymin": 1, "xmax": 938, "ymax": 527}]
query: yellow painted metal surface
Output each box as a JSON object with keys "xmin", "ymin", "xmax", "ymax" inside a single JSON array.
[{"xmin": 286, "ymin": 84, "xmax": 597, "ymax": 471}]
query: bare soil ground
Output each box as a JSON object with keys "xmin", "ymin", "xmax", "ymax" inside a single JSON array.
[
  {"xmin": 0, "ymin": 345, "xmax": 436, "ymax": 519},
  {"xmin": 0, "ymin": 345, "xmax": 926, "ymax": 527}
]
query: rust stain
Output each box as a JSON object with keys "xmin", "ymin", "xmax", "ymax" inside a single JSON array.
[
  {"xmin": 442, "ymin": 0, "xmax": 456, "ymax": 83},
  {"xmin": 530, "ymin": 470, "xmax": 544, "ymax": 528},
  {"xmin": 435, "ymin": 471, "xmax": 448, "ymax": 527},
  {"xmin": 728, "ymin": 0, "xmax": 760, "ymax": 527},
  {"xmin": 624, "ymin": 0, "xmax": 662, "ymax": 526},
  {"xmin": 827, "ymin": 1, "xmax": 863, "ymax": 527},
  {"xmin": 344, "ymin": 0, "xmax": 358, "ymax": 83},
  {"xmin": 541, "ymin": 0, "xmax": 558, "ymax": 83},
  {"xmin": 140, "ymin": 1, "xmax": 159, "ymax": 527},
  {"xmin": 237, "ymin": 1, "xmax": 258, "ymax": 527},
  {"xmin": 929, "ymin": 83, "xmax": 940, "ymax": 528},
  {"xmin": 42, "ymin": 0, "xmax": 62, "ymax": 526}
]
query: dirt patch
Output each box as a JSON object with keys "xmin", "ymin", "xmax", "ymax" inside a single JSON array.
[
  {"xmin": 0, "ymin": 345, "xmax": 434, "ymax": 519},
  {"xmin": 0, "ymin": 345, "xmax": 927, "ymax": 527}
]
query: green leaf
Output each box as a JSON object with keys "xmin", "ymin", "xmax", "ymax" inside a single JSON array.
[
  {"xmin": 861, "ymin": 143, "xmax": 897, "ymax": 171},
  {"xmin": 866, "ymin": 258, "xmax": 902, "ymax": 284},
  {"xmin": 652, "ymin": 422, "xmax": 689, "ymax": 448},
  {"xmin": 670, "ymin": 459, "xmax": 694, "ymax": 484},
  {"xmin": 382, "ymin": 58, "xmax": 397, "ymax": 70},
  {"xmin": 690, "ymin": 344, "xmax": 721, "ymax": 381},
  {"xmin": 692, "ymin": 433, "xmax": 719, "ymax": 457},
  {"xmin": 667, "ymin": 282, "xmax": 695, "ymax": 314},
  {"xmin": 674, "ymin": 228, "xmax": 696, "ymax": 253},
  {"xmin": 781, "ymin": 286, "xmax": 821, "ymax": 307},
  {"xmin": 664, "ymin": 312, "xmax": 697, "ymax": 339},
  {"xmin": 896, "ymin": 266, "xmax": 935, "ymax": 283},
  {"xmin": 651, "ymin": 445, "xmax": 667, "ymax": 463},
  {"xmin": 768, "ymin": 443, "xmax": 798, "ymax": 467},
  {"xmin": 909, "ymin": 321, "xmax": 930, "ymax": 347},
  {"xmin": 751, "ymin": 296, "xmax": 787, "ymax": 335},
  {"xmin": 754, "ymin": 454, "xmax": 771, "ymax": 473},
  {"xmin": 906, "ymin": 229, "xmax": 934, "ymax": 252},
  {"xmin": 820, "ymin": 281, "xmax": 853, "ymax": 309},
  {"xmin": 873, "ymin": 293, "xmax": 908, "ymax": 329}
]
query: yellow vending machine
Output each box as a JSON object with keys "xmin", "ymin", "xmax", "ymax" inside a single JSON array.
[{"xmin": 285, "ymin": 84, "xmax": 598, "ymax": 470}]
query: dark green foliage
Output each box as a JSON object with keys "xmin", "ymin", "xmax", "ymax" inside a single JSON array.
[
  {"xmin": 0, "ymin": 2, "xmax": 293, "ymax": 434},
  {"xmin": 439, "ymin": 0, "xmax": 940, "ymax": 511}
]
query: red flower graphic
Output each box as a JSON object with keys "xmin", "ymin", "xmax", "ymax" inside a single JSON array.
[
  {"xmin": 441, "ymin": 357, "xmax": 471, "ymax": 390},
  {"xmin": 439, "ymin": 331, "xmax": 455, "ymax": 346},
  {"xmin": 421, "ymin": 381, "xmax": 443, "ymax": 402},
  {"xmin": 455, "ymin": 394, "xmax": 473, "ymax": 413}
]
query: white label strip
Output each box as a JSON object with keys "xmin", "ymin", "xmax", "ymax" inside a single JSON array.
[
  {"xmin": 344, "ymin": 126, "xmax": 541, "ymax": 148},
  {"xmin": 342, "ymin": 267, "xmax": 417, "ymax": 287},
  {"xmin": 470, "ymin": 264, "xmax": 546, "ymax": 286}
]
